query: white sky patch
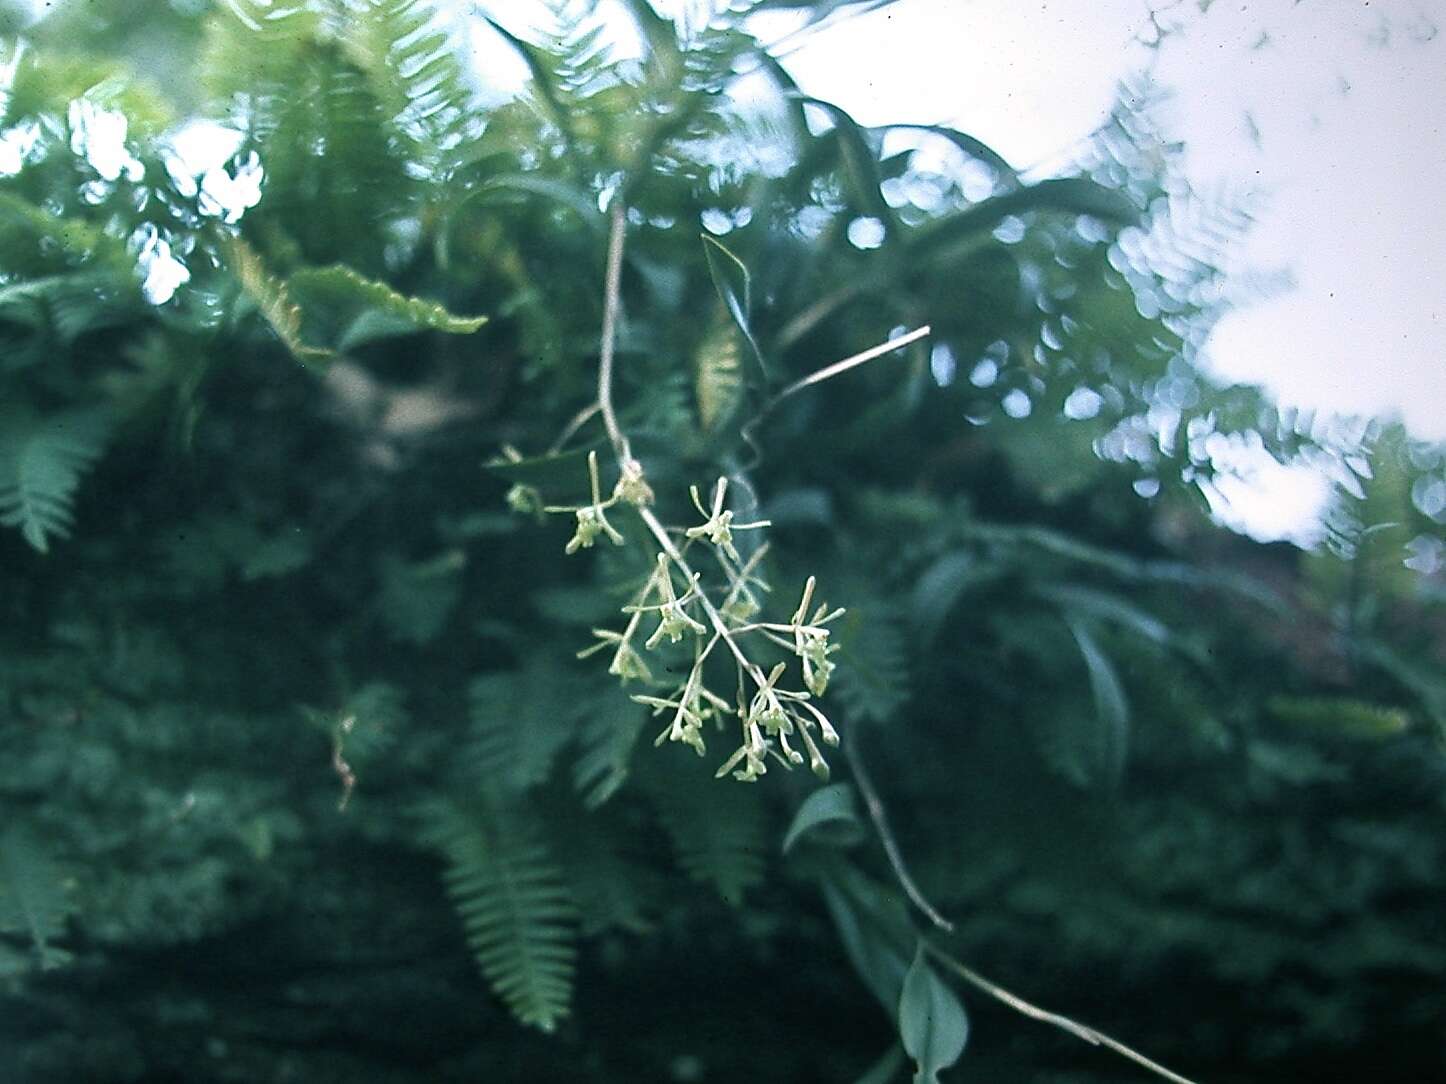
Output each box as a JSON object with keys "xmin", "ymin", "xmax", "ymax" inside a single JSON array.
[
  {"xmin": 1162, "ymin": 5, "xmax": 1446, "ymax": 442},
  {"xmin": 745, "ymin": 0, "xmax": 1145, "ymax": 169},
  {"xmin": 729, "ymin": 0, "xmax": 1443, "ymax": 547},
  {"xmin": 1201, "ymin": 454, "xmax": 1332, "ymax": 547}
]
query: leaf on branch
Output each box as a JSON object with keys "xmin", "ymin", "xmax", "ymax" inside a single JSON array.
[
  {"xmin": 783, "ymin": 783, "xmax": 864, "ymax": 854},
  {"xmin": 798, "ymin": 96, "xmax": 898, "ymax": 237},
  {"xmin": 701, "ymin": 233, "xmax": 768, "ymax": 381},
  {"xmin": 693, "ymin": 310, "xmax": 745, "ymax": 432},
  {"xmin": 898, "ymin": 944, "xmax": 970, "ymax": 1084},
  {"xmin": 1066, "ymin": 617, "xmax": 1130, "ymax": 787}
]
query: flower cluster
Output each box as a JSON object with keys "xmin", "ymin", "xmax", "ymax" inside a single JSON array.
[{"xmin": 522, "ymin": 456, "xmax": 845, "ymax": 782}]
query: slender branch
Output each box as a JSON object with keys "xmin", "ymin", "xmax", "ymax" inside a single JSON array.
[
  {"xmin": 842, "ymin": 736, "xmax": 954, "ymax": 934},
  {"xmin": 592, "ymin": 194, "xmax": 754, "ymax": 679},
  {"xmin": 598, "ymin": 196, "xmax": 630, "ymax": 461},
  {"xmin": 639, "ymin": 504, "xmax": 754, "ymax": 675},
  {"xmin": 924, "ymin": 946, "xmax": 1201, "ymax": 1084},
  {"xmin": 847, "ymin": 738, "xmax": 1200, "ymax": 1084},
  {"xmin": 771, "ymin": 324, "xmax": 932, "ymax": 407},
  {"xmin": 549, "ymin": 401, "xmax": 602, "ymax": 453}
]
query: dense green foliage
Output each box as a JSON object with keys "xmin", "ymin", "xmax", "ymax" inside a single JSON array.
[{"xmin": 2, "ymin": 1, "xmax": 1444, "ymax": 1080}]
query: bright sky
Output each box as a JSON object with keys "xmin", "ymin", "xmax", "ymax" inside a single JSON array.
[
  {"xmin": 741, "ymin": 0, "xmax": 1444, "ymax": 444},
  {"xmin": 723, "ymin": 0, "xmax": 1444, "ymax": 543}
]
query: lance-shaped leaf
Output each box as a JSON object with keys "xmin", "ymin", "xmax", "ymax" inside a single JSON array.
[
  {"xmin": 783, "ymin": 782, "xmax": 864, "ymax": 853},
  {"xmin": 911, "ymin": 178, "xmax": 1139, "ymax": 266},
  {"xmin": 484, "ymin": 446, "xmax": 599, "ymax": 497},
  {"xmin": 883, "ymin": 122, "xmax": 1018, "ymax": 189},
  {"xmin": 898, "ymin": 944, "xmax": 969, "ymax": 1083},
  {"xmin": 799, "ymin": 96, "xmax": 899, "ymax": 237},
  {"xmin": 701, "ymin": 233, "xmax": 768, "ymax": 381},
  {"xmin": 1065, "ymin": 617, "xmax": 1130, "ymax": 787}
]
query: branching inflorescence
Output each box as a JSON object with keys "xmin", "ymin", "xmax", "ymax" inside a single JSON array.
[
  {"xmin": 503, "ymin": 196, "xmax": 862, "ymax": 783},
  {"xmin": 533, "ymin": 450, "xmax": 844, "ymax": 783}
]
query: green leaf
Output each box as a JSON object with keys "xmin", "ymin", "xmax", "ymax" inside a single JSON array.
[
  {"xmin": 440, "ymin": 172, "xmax": 603, "ymax": 268},
  {"xmin": 426, "ymin": 799, "xmax": 577, "ymax": 1032},
  {"xmin": 644, "ymin": 765, "xmax": 766, "ymax": 906},
  {"xmin": 693, "ymin": 311, "xmax": 745, "ymax": 432},
  {"xmin": 882, "ymin": 123, "xmax": 1017, "ymax": 187},
  {"xmin": 288, "ymin": 263, "xmax": 486, "ymax": 350},
  {"xmin": 910, "ymin": 551, "xmax": 994, "ymax": 643},
  {"xmin": 1266, "ymin": 696, "xmax": 1412, "ymax": 742},
  {"xmin": 0, "ymin": 406, "xmax": 111, "ymax": 553},
  {"xmin": 468, "ymin": 664, "xmax": 580, "ymax": 794},
  {"xmin": 1066, "ymin": 617, "xmax": 1130, "ymax": 787},
  {"xmin": 819, "ymin": 865, "xmax": 914, "ymax": 1013},
  {"xmin": 783, "ymin": 783, "xmax": 864, "ymax": 853},
  {"xmin": 470, "ymin": 173, "xmax": 602, "ymax": 225},
  {"xmin": 223, "ymin": 236, "xmax": 333, "ymax": 367},
  {"xmin": 911, "ymin": 178, "xmax": 1138, "ymax": 266},
  {"xmin": 481, "ymin": 16, "xmax": 575, "ymax": 148},
  {"xmin": 836, "ymin": 603, "xmax": 912, "ymax": 724},
  {"xmin": 898, "ymin": 945, "xmax": 969, "ymax": 1083},
  {"xmin": 799, "ymin": 96, "xmax": 898, "ymax": 236},
  {"xmin": 701, "ymin": 233, "xmax": 768, "ymax": 380},
  {"xmin": 1038, "ymin": 582, "xmax": 1174, "ymax": 649},
  {"xmin": 573, "ymin": 693, "xmax": 646, "ymax": 808},
  {"xmin": 484, "ymin": 446, "xmax": 599, "ymax": 497}
]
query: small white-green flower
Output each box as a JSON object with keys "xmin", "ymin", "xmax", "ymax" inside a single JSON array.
[
  {"xmin": 628, "ymin": 555, "xmax": 707, "ymax": 648},
  {"xmin": 612, "ymin": 457, "xmax": 655, "ymax": 507},
  {"xmin": 548, "ymin": 451, "xmax": 624, "ymax": 555},
  {"xmin": 715, "ymin": 719, "xmax": 770, "ymax": 782},
  {"xmin": 684, "ymin": 477, "xmax": 769, "ymax": 563},
  {"xmin": 788, "ymin": 577, "xmax": 843, "ymax": 695},
  {"xmin": 505, "ymin": 483, "xmax": 544, "ymax": 519},
  {"xmin": 577, "ymin": 613, "xmax": 653, "ymax": 685}
]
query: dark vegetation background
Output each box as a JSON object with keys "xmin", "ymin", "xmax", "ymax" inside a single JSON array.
[{"xmin": 1, "ymin": 1, "xmax": 1443, "ymax": 1081}]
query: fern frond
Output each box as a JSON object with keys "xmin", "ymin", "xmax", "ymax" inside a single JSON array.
[
  {"xmin": 643, "ymin": 767, "xmax": 766, "ymax": 906},
  {"xmin": 1267, "ymin": 696, "xmax": 1412, "ymax": 741},
  {"xmin": 341, "ymin": 0, "xmax": 476, "ymax": 167},
  {"xmin": 224, "ymin": 236, "xmax": 333, "ymax": 366},
  {"xmin": 834, "ymin": 603, "xmax": 911, "ymax": 725},
  {"xmin": 572, "ymin": 688, "xmax": 646, "ymax": 807},
  {"xmin": 205, "ymin": 3, "xmax": 412, "ymax": 262},
  {"xmin": 288, "ymin": 263, "xmax": 485, "ymax": 347},
  {"xmin": 0, "ymin": 406, "xmax": 111, "ymax": 552},
  {"xmin": 0, "ymin": 827, "xmax": 73, "ymax": 969},
  {"xmin": 225, "ymin": 237, "xmax": 485, "ymax": 362},
  {"xmin": 425, "ymin": 799, "xmax": 578, "ymax": 1032},
  {"xmin": 466, "ymin": 664, "xmax": 578, "ymax": 794}
]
